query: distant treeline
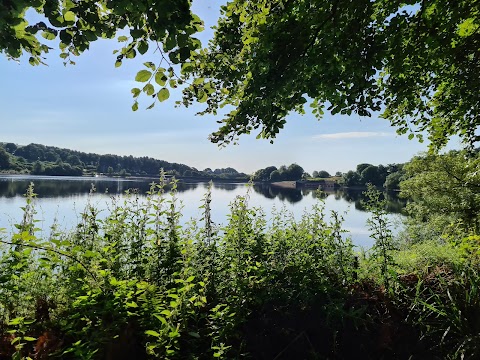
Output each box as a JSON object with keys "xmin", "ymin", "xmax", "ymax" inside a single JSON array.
[
  {"xmin": 0, "ymin": 142, "xmax": 417, "ymax": 189},
  {"xmin": 252, "ymin": 162, "xmax": 406, "ymax": 190},
  {"xmin": 252, "ymin": 164, "xmax": 305, "ymax": 182},
  {"xmin": 0, "ymin": 142, "xmax": 248, "ymax": 179},
  {"xmin": 342, "ymin": 163, "xmax": 406, "ymax": 190}
]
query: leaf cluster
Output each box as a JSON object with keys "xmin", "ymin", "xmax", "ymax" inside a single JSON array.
[{"xmin": 181, "ymin": 0, "xmax": 480, "ymax": 149}]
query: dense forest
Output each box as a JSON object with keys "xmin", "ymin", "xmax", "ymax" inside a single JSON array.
[{"xmin": 0, "ymin": 142, "xmax": 248, "ymax": 180}]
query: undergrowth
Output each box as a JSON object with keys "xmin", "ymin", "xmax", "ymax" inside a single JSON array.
[{"xmin": 0, "ymin": 178, "xmax": 478, "ymax": 359}]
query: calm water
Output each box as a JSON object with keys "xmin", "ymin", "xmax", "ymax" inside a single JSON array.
[{"xmin": 0, "ymin": 175, "xmax": 406, "ymax": 248}]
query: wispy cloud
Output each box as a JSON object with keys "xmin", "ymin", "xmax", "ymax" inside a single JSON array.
[{"xmin": 312, "ymin": 132, "xmax": 393, "ymax": 140}]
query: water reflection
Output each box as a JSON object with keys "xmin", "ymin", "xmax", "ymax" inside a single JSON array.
[
  {"xmin": 0, "ymin": 176, "xmax": 406, "ymax": 214},
  {"xmin": 252, "ymin": 183, "xmax": 405, "ymax": 214},
  {"xmin": 339, "ymin": 189, "xmax": 406, "ymax": 214}
]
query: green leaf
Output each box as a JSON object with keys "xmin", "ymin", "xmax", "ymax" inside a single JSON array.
[
  {"xmin": 164, "ymin": 35, "xmax": 176, "ymax": 51},
  {"xmin": 155, "ymin": 71, "xmax": 167, "ymax": 86},
  {"xmin": 168, "ymin": 330, "xmax": 179, "ymax": 338},
  {"xmin": 115, "ymin": 60, "xmax": 122, "ymax": 68},
  {"xmin": 132, "ymin": 102, "xmax": 139, "ymax": 111},
  {"xmin": 84, "ymin": 250, "xmax": 96, "ymax": 258},
  {"xmin": 153, "ymin": 314, "xmax": 167, "ymax": 325},
  {"xmin": 135, "ymin": 70, "xmax": 152, "ymax": 82},
  {"xmin": 118, "ymin": 35, "xmax": 128, "ymax": 42},
  {"xmin": 130, "ymin": 29, "xmax": 144, "ymax": 38},
  {"xmin": 41, "ymin": 31, "xmax": 56, "ymax": 40},
  {"xmin": 126, "ymin": 301, "xmax": 138, "ymax": 308},
  {"xmin": 143, "ymin": 84, "xmax": 155, "ymax": 96},
  {"xmin": 84, "ymin": 31, "xmax": 97, "ymax": 41},
  {"xmin": 198, "ymin": 91, "xmax": 208, "ymax": 103},
  {"xmin": 126, "ymin": 49, "xmax": 136, "ymax": 59},
  {"xmin": 188, "ymin": 331, "xmax": 200, "ymax": 338},
  {"xmin": 157, "ymin": 88, "xmax": 170, "ymax": 102},
  {"xmin": 23, "ymin": 336, "xmax": 36, "ymax": 342},
  {"xmin": 144, "ymin": 62, "xmax": 156, "ymax": 71},
  {"xmin": 181, "ymin": 62, "xmax": 194, "ymax": 75},
  {"xmin": 63, "ymin": 11, "xmax": 75, "ymax": 22},
  {"xmin": 138, "ymin": 41, "xmax": 149, "ymax": 55},
  {"xmin": 458, "ymin": 18, "xmax": 476, "ymax": 37},
  {"xmin": 8, "ymin": 317, "xmax": 24, "ymax": 325},
  {"xmin": 131, "ymin": 88, "xmax": 141, "ymax": 97},
  {"xmin": 145, "ymin": 330, "xmax": 160, "ymax": 337}
]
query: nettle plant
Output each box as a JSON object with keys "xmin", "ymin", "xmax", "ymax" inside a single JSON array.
[
  {"xmin": 0, "ymin": 175, "xmax": 362, "ymax": 359},
  {"xmin": 363, "ymin": 184, "xmax": 396, "ymax": 289}
]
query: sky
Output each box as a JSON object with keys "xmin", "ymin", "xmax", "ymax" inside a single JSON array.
[{"xmin": 0, "ymin": 0, "xmax": 453, "ymax": 175}]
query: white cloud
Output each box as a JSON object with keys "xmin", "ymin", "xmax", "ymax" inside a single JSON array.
[{"xmin": 312, "ymin": 132, "xmax": 393, "ymax": 140}]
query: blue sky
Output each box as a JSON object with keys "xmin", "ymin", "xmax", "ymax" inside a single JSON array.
[{"xmin": 0, "ymin": 0, "xmax": 448, "ymax": 175}]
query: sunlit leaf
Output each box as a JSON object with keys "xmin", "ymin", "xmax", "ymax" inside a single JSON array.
[
  {"xmin": 157, "ymin": 88, "xmax": 170, "ymax": 102},
  {"xmin": 135, "ymin": 70, "xmax": 151, "ymax": 82}
]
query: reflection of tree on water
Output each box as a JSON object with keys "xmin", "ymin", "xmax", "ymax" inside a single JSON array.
[
  {"xmin": 252, "ymin": 185, "xmax": 406, "ymax": 212},
  {"xmin": 252, "ymin": 184, "xmax": 304, "ymax": 204},
  {"xmin": 0, "ymin": 178, "xmax": 200, "ymax": 198},
  {"xmin": 338, "ymin": 189, "xmax": 406, "ymax": 214},
  {"xmin": 175, "ymin": 182, "xmax": 199, "ymax": 193},
  {"xmin": 0, "ymin": 178, "xmax": 407, "ymax": 214},
  {"xmin": 211, "ymin": 182, "xmax": 238, "ymax": 191},
  {"xmin": 252, "ymin": 184, "xmax": 276, "ymax": 199}
]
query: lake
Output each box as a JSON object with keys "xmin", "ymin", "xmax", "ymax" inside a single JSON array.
[{"xmin": 0, "ymin": 175, "xmax": 406, "ymax": 248}]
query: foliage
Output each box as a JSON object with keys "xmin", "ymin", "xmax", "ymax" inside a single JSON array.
[
  {"xmin": 0, "ymin": 179, "xmax": 356, "ymax": 359},
  {"xmin": 4, "ymin": 2, "xmax": 478, "ymax": 148},
  {"xmin": 342, "ymin": 170, "xmax": 361, "ymax": 187},
  {"xmin": 400, "ymin": 150, "xmax": 480, "ymax": 233},
  {"xmin": 312, "ymin": 170, "xmax": 330, "ymax": 178},
  {"xmin": 363, "ymin": 184, "xmax": 396, "ymax": 288},
  {"xmin": 0, "ymin": 176, "xmax": 479, "ymax": 358},
  {"xmin": 394, "ymin": 240, "xmax": 465, "ymax": 275},
  {"xmin": 0, "ymin": 148, "xmax": 11, "ymax": 170},
  {"xmin": 0, "ymin": 141, "xmax": 248, "ymax": 179},
  {"xmin": 251, "ymin": 166, "xmax": 277, "ymax": 181},
  {"xmin": 406, "ymin": 265, "xmax": 480, "ymax": 359},
  {"xmin": 1, "ymin": 0, "xmax": 204, "ymax": 111},
  {"xmin": 179, "ymin": 0, "xmax": 480, "ymax": 149},
  {"xmin": 342, "ymin": 162, "xmax": 403, "ymax": 189},
  {"xmin": 384, "ymin": 167, "xmax": 406, "ymax": 190},
  {"xmin": 252, "ymin": 163, "xmax": 304, "ymax": 182}
]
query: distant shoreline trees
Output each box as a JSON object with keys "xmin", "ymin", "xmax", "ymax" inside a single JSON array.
[
  {"xmin": 252, "ymin": 164, "xmax": 305, "ymax": 182},
  {"xmin": 342, "ymin": 163, "xmax": 406, "ymax": 190},
  {"xmin": 252, "ymin": 162, "xmax": 407, "ymax": 190},
  {"xmin": 0, "ymin": 142, "xmax": 248, "ymax": 180}
]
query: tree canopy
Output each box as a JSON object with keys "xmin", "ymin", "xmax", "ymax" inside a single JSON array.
[
  {"xmin": 2, "ymin": 0, "xmax": 479, "ymax": 149},
  {"xmin": 400, "ymin": 150, "xmax": 480, "ymax": 232},
  {"xmin": 0, "ymin": 142, "xmax": 248, "ymax": 178},
  {"xmin": 253, "ymin": 163, "xmax": 304, "ymax": 181},
  {"xmin": 181, "ymin": 0, "xmax": 480, "ymax": 149},
  {"xmin": 1, "ymin": 0, "xmax": 203, "ymax": 109}
]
